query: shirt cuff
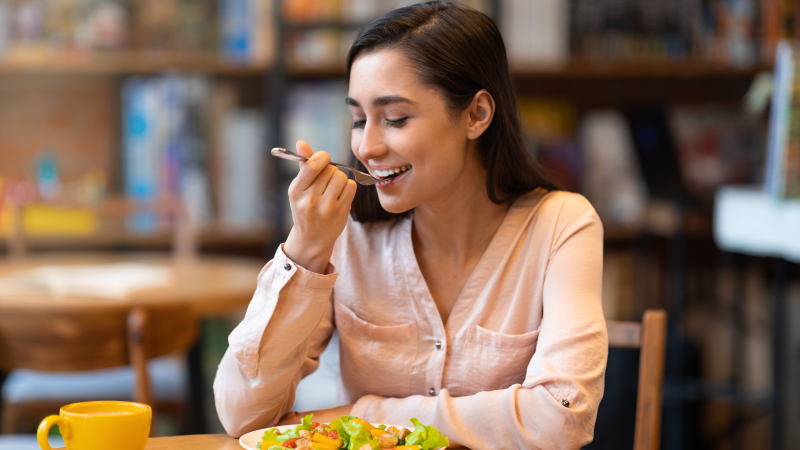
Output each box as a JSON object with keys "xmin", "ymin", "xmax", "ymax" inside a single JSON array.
[
  {"xmin": 350, "ymin": 395, "xmax": 385, "ymax": 420},
  {"xmin": 274, "ymin": 243, "xmax": 338, "ymax": 290}
]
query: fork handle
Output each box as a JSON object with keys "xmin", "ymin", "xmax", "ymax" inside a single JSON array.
[
  {"xmin": 272, "ymin": 148, "xmax": 354, "ymax": 175},
  {"xmin": 271, "ymin": 147, "xmax": 309, "ymax": 162}
]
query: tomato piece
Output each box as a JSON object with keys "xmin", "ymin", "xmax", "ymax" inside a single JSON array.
[
  {"xmin": 311, "ymin": 422, "xmax": 320, "ymax": 429},
  {"xmin": 282, "ymin": 437, "xmax": 300, "ymax": 448},
  {"xmin": 327, "ymin": 430, "xmax": 339, "ymax": 440}
]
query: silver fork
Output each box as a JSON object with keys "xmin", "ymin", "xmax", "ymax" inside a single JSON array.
[{"xmin": 270, "ymin": 147, "xmax": 381, "ymax": 186}]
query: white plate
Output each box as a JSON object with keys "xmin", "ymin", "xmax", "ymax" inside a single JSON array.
[{"xmin": 239, "ymin": 424, "xmax": 409, "ymax": 450}]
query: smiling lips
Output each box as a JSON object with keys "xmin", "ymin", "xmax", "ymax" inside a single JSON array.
[{"xmin": 373, "ymin": 164, "xmax": 412, "ymax": 181}]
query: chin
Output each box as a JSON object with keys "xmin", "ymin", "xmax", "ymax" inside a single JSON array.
[{"xmin": 377, "ymin": 194, "xmax": 417, "ymax": 215}]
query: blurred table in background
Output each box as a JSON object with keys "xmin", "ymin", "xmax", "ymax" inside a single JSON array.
[
  {"xmin": 714, "ymin": 186, "xmax": 800, "ymax": 263},
  {"xmin": 0, "ymin": 253, "xmax": 264, "ymax": 434},
  {"xmin": 0, "ymin": 253, "xmax": 262, "ymax": 317},
  {"xmin": 714, "ymin": 186, "xmax": 800, "ymax": 450}
]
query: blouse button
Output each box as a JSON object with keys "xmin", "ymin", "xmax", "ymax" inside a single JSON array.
[
  {"xmin": 428, "ymin": 388, "xmax": 436, "ymax": 396},
  {"xmin": 435, "ymin": 341, "xmax": 442, "ymax": 350},
  {"xmin": 283, "ymin": 263, "xmax": 292, "ymax": 271},
  {"xmin": 562, "ymin": 399, "xmax": 570, "ymax": 408}
]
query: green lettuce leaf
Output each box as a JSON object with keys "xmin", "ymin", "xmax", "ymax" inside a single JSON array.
[
  {"xmin": 267, "ymin": 446, "xmax": 285, "ymax": 450},
  {"xmin": 260, "ymin": 428, "xmax": 288, "ymax": 444},
  {"xmin": 404, "ymin": 418, "xmax": 450, "ymax": 450},
  {"xmin": 329, "ymin": 417, "xmax": 378, "ymax": 450},
  {"xmin": 299, "ymin": 414, "xmax": 314, "ymax": 431},
  {"xmin": 280, "ymin": 414, "xmax": 315, "ymax": 440}
]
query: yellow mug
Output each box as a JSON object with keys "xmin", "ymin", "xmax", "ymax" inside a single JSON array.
[{"xmin": 37, "ymin": 400, "xmax": 151, "ymax": 450}]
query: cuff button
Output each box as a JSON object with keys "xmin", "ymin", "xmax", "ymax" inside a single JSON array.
[
  {"xmin": 562, "ymin": 399, "xmax": 570, "ymax": 408},
  {"xmin": 283, "ymin": 263, "xmax": 292, "ymax": 271}
]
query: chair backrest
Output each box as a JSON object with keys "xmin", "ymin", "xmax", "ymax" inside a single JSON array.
[
  {"xmin": 0, "ymin": 306, "xmax": 197, "ymax": 407},
  {"xmin": 607, "ymin": 310, "xmax": 668, "ymax": 450}
]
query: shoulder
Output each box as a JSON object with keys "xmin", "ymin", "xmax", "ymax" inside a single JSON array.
[
  {"xmin": 517, "ymin": 190, "xmax": 604, "ymax": 245},
  {"xmin": 535, "ymin": 191, "xmax": 599, "ymax": 225}
]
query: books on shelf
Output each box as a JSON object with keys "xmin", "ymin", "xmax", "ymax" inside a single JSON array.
[
  {"xmin": 670, "ymin": 105, "xmax": 766, "ymax": 199},
  {"xmin": 122, "ymin": 74, "xmax": 214, "ymax": 233},
  {"xmin": 579, "ymin": 111, "xmax": 647, "ymax": 227},
  {"xmin": 503, "ymin": 0, "xmax": 570, "ymax": 65},
  {"xmin": 0, "ymin": 1, "xmax": 9, "ymax": 55},
  {"xmin": 220, "ymin": 0, "xmax": 276, "ymax": 64},
  {"xmin": 0, "ymin": 0, "xmax": 273, "ymax": 65},
  {"xmin": 764, "ymin": 40, "xmax": 800, "ymax": 200},
  {"xmin": 570, "ymin": 0, "xmax": 701, "ymax": 61},
  {"xmin": 518, "ymin": 98, "xmax": 582, "ymax": 192},
  {"xmin": 219, "ymin": 109, "xmax": 269, "ymax": 230},
  {"xmin": 280, "ymin": 81, "xmax": 349, "ymax": 230}
]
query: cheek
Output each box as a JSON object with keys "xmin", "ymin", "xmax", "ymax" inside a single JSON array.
[{"xmin": 350, "ymin": 131, "xmax": 363, "ymax": 157}]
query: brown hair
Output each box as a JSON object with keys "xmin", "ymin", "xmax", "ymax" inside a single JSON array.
[{"xmin": 346, "ymin": 1, "xmax": 554, "ymax": 222}]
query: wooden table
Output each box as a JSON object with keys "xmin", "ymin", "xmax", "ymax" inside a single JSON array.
[
  {"xmin": 0, "ymin": 253, "xmax": 265, "ymax": 433},
  {"xmin": 0, "ymin": 253, "xmax": 263, "ymax": 317},
  {"xmin": 55, "ymin": 434, "xmax": 242, "ymax": 450}
]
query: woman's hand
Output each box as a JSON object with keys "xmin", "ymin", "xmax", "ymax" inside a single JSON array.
[
  {"xmin": 277, "ymin": 404, "xmax": 354, "ymax": 426},
  {"xmin": 284, "ymin": 140, "xmax": 358, "ymax": 274}
]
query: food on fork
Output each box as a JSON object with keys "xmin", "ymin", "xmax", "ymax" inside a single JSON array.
[{"xmin": 257, "ymin": 414, "xmax": 449, "ymax": 450}]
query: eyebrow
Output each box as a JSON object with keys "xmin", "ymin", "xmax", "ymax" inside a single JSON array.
[{"xmin": 345, "ymin": 95, "xmax": 417, "ymax": 108}]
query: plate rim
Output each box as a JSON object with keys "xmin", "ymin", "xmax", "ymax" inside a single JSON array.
[{"xmin": 239, "ymin": 423, "xmax": 410, "ymax": 450}]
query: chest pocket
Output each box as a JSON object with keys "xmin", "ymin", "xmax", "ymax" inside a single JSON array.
[
  {"xmin": 334, "ymin": 299, "xmax": 417, "ymax": 400},
  {"xmin": 458, "ymin": 323, "xmax": 540, "ymax": 395}
]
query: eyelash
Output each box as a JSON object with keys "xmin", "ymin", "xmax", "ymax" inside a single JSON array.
[
  {"xmin": 387, "ymin": 118, "xmax": 408, "ymax": 128},
  {"xmin": 351, "ymin": 118, "xmax": 409, "ymax": 130}
]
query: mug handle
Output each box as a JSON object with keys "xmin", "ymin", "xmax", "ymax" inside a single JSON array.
[{"xmin": 37, "ymin": 415, "xmax": 70, "ymax": 450}]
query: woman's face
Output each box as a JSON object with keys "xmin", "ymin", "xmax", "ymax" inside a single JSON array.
[{"xmin": 347, "ymin": 48, "xmax": 482, "ymax": 214}]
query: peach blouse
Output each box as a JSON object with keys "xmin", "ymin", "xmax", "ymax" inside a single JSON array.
[{"xmin": 214, "ymin": 189, "xmax": 608, "ymax": 449}]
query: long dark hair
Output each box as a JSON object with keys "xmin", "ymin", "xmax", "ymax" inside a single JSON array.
[{"xmin": 346, "ymin": 1, "xmax": 554, "ymax": 222}]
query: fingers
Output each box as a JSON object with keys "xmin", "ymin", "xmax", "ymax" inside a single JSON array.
[
  {"xmin": 292, "ymin": 149, "xmax": 332, "ymax": 192},
  {"xmin": 339, "ymin": 179, "xmax": 357, "ymax": 204},
  {"xmin": 322, "ymin": 168, "xmax": 348, "ymax": 203},
  {"xmin": 296, "ymin": 140, "xmax": 314, "ymax": 159}
]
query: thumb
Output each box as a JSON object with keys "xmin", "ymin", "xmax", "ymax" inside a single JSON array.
[{"xmin": 296, "ymin": 140, "xmax": 314, "ymax": 159}]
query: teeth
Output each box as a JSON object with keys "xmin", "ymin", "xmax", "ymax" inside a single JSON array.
[{"xmin": 374, "ymin": 165, "xmax": 411, "ymax": 179}]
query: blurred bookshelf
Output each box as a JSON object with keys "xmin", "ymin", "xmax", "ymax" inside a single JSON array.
[
  {"xmin": 1, "ymin": 0, "xmax": 792, "ymax": 257},
  {"xmin": 284, "ymin": 60, "xmax": 769, "ymax": 81},
  {"xmin": 0, "ymin": 51, "xmax": 269, "ymax": 75},
  {"xmin": 510, "ymin": 60, "xmax": 770, "ymax": 80}
]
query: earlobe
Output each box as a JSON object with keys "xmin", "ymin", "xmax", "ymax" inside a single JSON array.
[{"xmin": 466, "ymin": 90, "xmax": 495, "ymax": 140}]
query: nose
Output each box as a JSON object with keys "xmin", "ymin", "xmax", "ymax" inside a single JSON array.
[{"xmin": 355, "ymin": 122, "xmax": 388, "ymax": 164}]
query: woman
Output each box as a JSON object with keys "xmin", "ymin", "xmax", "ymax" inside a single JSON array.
[{"xmin": 214, "ymin": 3, "xmax": 607, "ymax": 449}]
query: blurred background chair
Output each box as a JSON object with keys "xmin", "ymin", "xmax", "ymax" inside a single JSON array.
[
  {"xmin": 606, "ymin": 310, "xmax": 668, "ymax": 450},
  {"xmin": 0, "ymin": 306, "xmax": 197, "ymax": 434},
  {"xmin": 0, "ymin": 197, "xmax": 197, "ymax": 435}
]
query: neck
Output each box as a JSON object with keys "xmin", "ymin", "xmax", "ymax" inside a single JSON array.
[{"xmin": 412, "ymin": 163, "xmax": 509, "ymax": 261}]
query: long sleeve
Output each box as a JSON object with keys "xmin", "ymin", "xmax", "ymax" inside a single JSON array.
[
  {"xmin": 213, "ymin": 244, "xmax": 338, "ymax": 437},
  {"xmin": 350, "ymin": 205, "xmax": 607, "ymax": 450}
]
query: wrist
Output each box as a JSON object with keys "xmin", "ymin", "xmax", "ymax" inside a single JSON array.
[{"xmin": 283, "ymin": 234, "xmax": 334, "ymax": 274}]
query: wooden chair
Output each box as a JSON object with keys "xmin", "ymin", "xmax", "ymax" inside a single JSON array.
[
  {"xmin": 0, "ymin": 306, "xmax": 197, "ymax": 434},
  {"xmin": 606, "ymin": 310, "xmax": 668, "ymax": 450}
]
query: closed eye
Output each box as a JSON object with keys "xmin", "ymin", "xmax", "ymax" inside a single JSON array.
[
  {"xmin": 387, "ymin": 117, "xmax": 409, "ymax": 128},
  {"xmin": 351, "ymin": 120, "xmax": 366, "ymax": 129}
]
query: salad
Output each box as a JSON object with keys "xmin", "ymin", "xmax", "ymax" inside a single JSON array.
[{"xmin": 256, "ymin": 414, "xmax": 449, "ymax": 450}]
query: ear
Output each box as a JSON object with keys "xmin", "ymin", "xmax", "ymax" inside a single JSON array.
[{"xmin": 465, "ymin": 89, "xmax": 495, "ymax": 140}]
